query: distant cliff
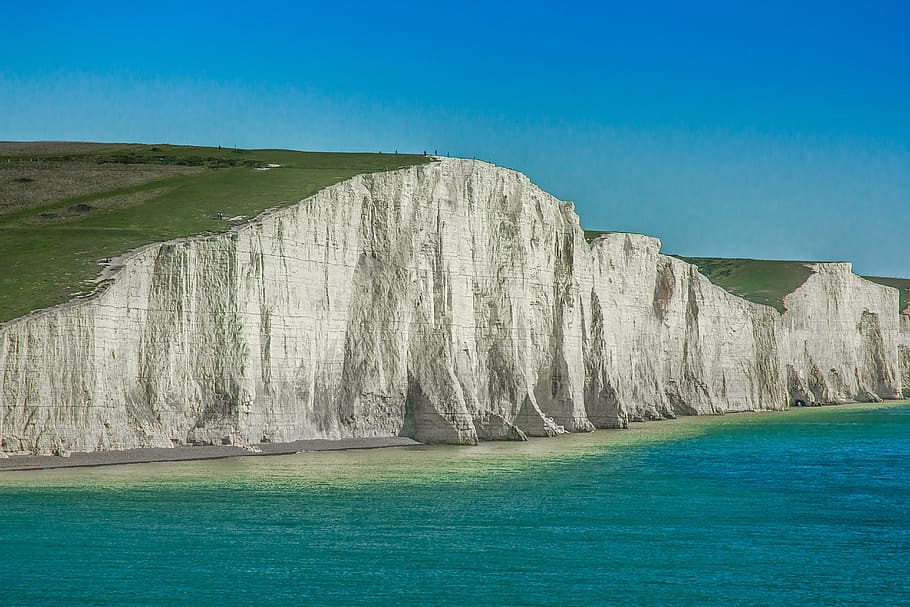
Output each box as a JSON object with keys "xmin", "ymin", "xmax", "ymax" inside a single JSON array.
[
  {"xmin": 0, "ymin": 159, "xmax": 903, "ymax": 453},
  {"xmin": 900, "ymin": 316, "xmax": 910, "ymax": 395}
]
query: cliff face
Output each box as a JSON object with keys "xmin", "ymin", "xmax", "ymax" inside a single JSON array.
[
  {"xmin": 780, "ymin": 264, "xmax": 903, "ymax": 404},
  {"xmin": 899, "ymin": 316, "xmax": 910, "ymax": 395},
  {"xmin": 0, "ymin": 160, "xmax": 903, "ymax": 453},
  {"xmin": 580, "ymin": 234, "xmax": 787, "ymax": 426}
]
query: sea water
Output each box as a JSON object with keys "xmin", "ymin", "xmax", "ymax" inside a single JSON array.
[{"xmin": 1, "ymin": 403, "xmax": 908, "ymax": 606}]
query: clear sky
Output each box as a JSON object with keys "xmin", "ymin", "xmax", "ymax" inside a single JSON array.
[{"xmin": 2, "ymin": 1, "xmax": 908, "ymax": 276}]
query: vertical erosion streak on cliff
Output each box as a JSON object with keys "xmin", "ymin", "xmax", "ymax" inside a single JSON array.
[
  {"xmin": 402, "ymin": 171, "xmax": 478, "ymax": 445},
  {"xmin": 751, "ymin": 308, "xmax": 786, "ymax": 409},
  {"xmin": 189, "ymin": 239, "xmax": 248, "ymax": 444},
  {"xmin": 138, "ymin": 244, "xmax": 184, "ymax": 439},
  {"xmin": 469, "ymin": 194, "xmax": 529, "ymax": 440},
  {"xmin": 336, "ymin": 184, "xmax": 410, "ymax": 439},
  {"xmin": 582, "ymin": 287, "xmax": 626, "ymax": 428},
  {"xmin": 0, "ymin": 158, "xmax": 905, "ymax": 454},
  {"xmin": 129, "ymin": 239, "xmax": 250, "ymax": 447},
  {"xmin": 677, "ymin": 268, "xmax": 710, "ymax": 415},
  {"xmin": 900, "ymin": 316, "xmax": 910, "ymax": 396},
  {"xmin": 857, "ymin": 310, "xmax": 895, "ymax": 400},
  {"xmin": 236, "ymin": 181, "xmax": 371, "ymax": 443},
  {"xmin": 585, "ymin": 234, "xmax": 660, "ymax": 424},
  {"xmin": 532, "ymin": 215, "xmax": 594, "ymax": 433}
]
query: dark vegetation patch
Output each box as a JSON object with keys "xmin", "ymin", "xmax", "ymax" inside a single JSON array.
[
  {"xmin": 584, "ymin": 229, "xmax": 609, "ymax": 242},
  {"xmin": 0, "ymin": 141, "xmax": 130, "ymax": 157},
  {"xmin": 0, "ymin": 161, "xmax": 202, "ymax": 215},
  {"xmin": 97, "ymin": 151, "xmax": 266, "ymax": 169}
]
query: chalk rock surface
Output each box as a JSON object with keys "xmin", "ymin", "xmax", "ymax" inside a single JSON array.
[
  {"xmin": 899, "ymin": 316, "xmax": 910, "ymax": 395},
  {"xmin": 0, "ymin": 159, "xmax": 904, "ymax": 453},
  {"xmin": 780, "ymin": 263, "xmax": 903, "ymax": 404}
]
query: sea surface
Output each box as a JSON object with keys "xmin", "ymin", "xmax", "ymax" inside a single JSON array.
[{"xmin": 1, "ymin": 403, "xmax": 909, "ymax": 606}]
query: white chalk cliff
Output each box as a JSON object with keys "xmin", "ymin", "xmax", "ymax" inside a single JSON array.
[
  {"xmin": 0, "ymin": 159, "xmax": 904, "ymax": 453},
  {"xmin": 900, "ymin": 315, "xmax": 910, "ymax": 394}
]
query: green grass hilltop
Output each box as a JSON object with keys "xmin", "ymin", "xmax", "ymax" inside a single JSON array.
[{"xmin": 0, "ymin": 142, "xmax": 429, "ymax": 323}]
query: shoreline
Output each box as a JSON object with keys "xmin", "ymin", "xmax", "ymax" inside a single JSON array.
[
  {"xmin": 2, "ymin": 400, "xmax": 906, "ymax": 473},
  {"xmin": 0, "ymin": 436, "xmax": 421, "ymax": 472}
]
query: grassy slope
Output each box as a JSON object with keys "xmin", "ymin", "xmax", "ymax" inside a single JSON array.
[
  {"xmin": 675, "ymin": 257, "xmax": 814, "ymax": 313},
  {"xmin": 584, "ymin": 229, "xmax": 815, "ymax": 313},
  {"xmin": 0, "ymin": 143, "xmax": 430, "ymax": 323},
  {"xmin": 863, "ymin": 276, "xmax": 910, "ymax": 315}
]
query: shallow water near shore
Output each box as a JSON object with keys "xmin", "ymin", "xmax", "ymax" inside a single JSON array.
[{"xmin": 2, "ymin": 403, "xmax": 909, "ymax": 605}]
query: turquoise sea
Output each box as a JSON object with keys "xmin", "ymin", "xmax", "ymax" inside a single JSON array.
[{"xmin": 2, "ymin": 403, "xmax": 909, "ymax": 606}]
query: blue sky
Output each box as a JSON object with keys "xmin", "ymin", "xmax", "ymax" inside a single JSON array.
[{"xmin": 2, "ymin": 1, "xmax": 908, "ymax": 276}]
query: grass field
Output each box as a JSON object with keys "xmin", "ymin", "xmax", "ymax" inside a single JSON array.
[{"xmin": 0, "ymin": 143, "xmax": 430, "ymax": 323}]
